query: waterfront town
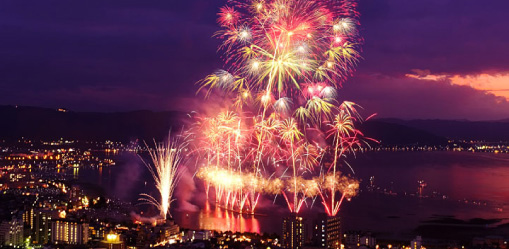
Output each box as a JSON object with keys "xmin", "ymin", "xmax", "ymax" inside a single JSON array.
[
  {"xmin": 2, "ymin": 0, "xmax": 509, "ymax": 247},
  {"xmin": 0, "ymin": 138, "xmax": 508, "ymax": 249}
]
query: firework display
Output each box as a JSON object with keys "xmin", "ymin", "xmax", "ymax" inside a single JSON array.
[
  {"xmin": 192, "ymin": 0, "xmax": 372, "ymax": 216},
  {"xmin": 139, "ymin": 137, "xmax": 187, "ymax": 220}
]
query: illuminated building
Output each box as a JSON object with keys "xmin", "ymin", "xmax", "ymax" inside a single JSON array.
[
  {"xmin": 70, "ymin": 185, "xmax": 82, "ymax": 200},
  {"xmin": 102, "ymin": 232, "xmax": 124, "ymax": 249},
  {"xmin": 326, "ymin": 216, "xmax": 341, "ymax": 249},
  {"xmin": 31, "ymin": 209, "xmax": 52, "ymax": 244},
  {"xmin": 359, "ymin": 235, "xmax": 376, "ymax": 248},
  {"xmin": 51, "ymin": 220, "xmax": 89, "ymax": 245},
  {"xmin": 312, "ymin": 214, "xmax": 327, "ymax": 247},
  {"xmin": 154, "ymin": 219, "xmax": 180, "ymax": 243},
  {"xmin": 22, "ymin": 209, "xmax": 31, "ymax": 228},
  {"xmin": 182, "ymin": 230, "xmax": 211, "ymax": 241},
  {"xmin": 89, "ymin": 224, "xmax": 107, "ymax": 242},
  {"xmin": 411, "ymin": 236, "xmax": 422, "ymax": 249},
  {"xmin": 282, "ymin": 215, "xmax": 304, "ymax": 249},
  {"xmin": 312, "ymin": 214, "xmax": 343, "ymax": 249},
  {"xmin": 343, "ymin": 231, "xmax": 376, "ymax": 248},
  {"xmin": 343, "ymin": 231, "xmax": 360, "ymax": 246},
  {"xmin": 0, "ymin": 215, "xmax": 24, "ymax": 247}
]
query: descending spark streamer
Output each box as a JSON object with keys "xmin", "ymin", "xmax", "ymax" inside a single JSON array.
[
  {"xmin": 192, "ymin": 0, "xmax": 373, "ymax": 216},
  {"xmin": 139, "ymin": 136, "xmax": 187, "ymax": 220}
]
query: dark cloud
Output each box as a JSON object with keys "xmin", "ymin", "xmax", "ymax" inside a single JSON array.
[{"xmin": 0, "ymin": 0, "xmax": 508, "ymax": 119}]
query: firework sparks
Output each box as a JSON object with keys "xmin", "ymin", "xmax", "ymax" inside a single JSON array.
[
  {"xmin": 191, "ymin": 0, "xmax": 371, "ymax": 216},
  {"xmin": 201, "ymin": 0, "xmax": 361, "ymax": 99},
  {"xmin": 139, "ymin": 135, "xmax": 187, "ymax": 220},
  {"xmin": 316, "ymin": 172, "xmax": 359, "ymax": 217}
]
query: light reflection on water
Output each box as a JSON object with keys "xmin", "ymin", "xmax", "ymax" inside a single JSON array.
[{"xmin": 174, "ymin": 201, "xmax": 261, "ymax": 234}]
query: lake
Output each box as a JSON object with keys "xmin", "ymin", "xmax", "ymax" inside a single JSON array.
[{"xmin": 78, "ymin": 151, "xmax": 509, "ymax": 240}]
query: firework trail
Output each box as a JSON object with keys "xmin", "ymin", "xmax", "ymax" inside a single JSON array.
[
  {"xmin": 139, "ymin": 135, "xmax": 187, "ymax": 220},
  {"xmin": 191, "ymin": 0, "xmax": 373, "ymax": 215}
]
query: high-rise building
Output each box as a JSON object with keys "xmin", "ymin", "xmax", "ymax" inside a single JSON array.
[
  {"xmin": 312, "ymin": 214, "xmax": 327, "ymax": 247},
  {"xmin": 312, "ymin": 214, "xmax": 342, "ymax": 249},
  {"xmin": 326, "ymin": 216, "xmax": 341, "ymax": 249},
  {"xmin": 51, "ymin": 220, "xmax": 89, "ymax": 245},
  {"xmin": 0, "ymin": 215, "xmax": 24, "ymax": 247},
  {"xmin": 22, "ymin": 209, "xmax": 31, "ymax": 228},
  {"xmin": 282, "ymin": 215, "xmax": 304, "ymax": 249},
  {"xmin": 31, "ymin": 209, "xmax": 52, "ymax": 245}
]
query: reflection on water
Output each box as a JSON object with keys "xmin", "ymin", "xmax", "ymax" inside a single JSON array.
[
  {"xmin": 98, "ymin": 166, "xmax": 102, "ymax": 185},
  {"xmin": 73, "ymin": 167, "xmax": 79, "ymax": 180},
  {"xmin": 175, "ymin": 201, "xmax": 261, "ymax": 234}
]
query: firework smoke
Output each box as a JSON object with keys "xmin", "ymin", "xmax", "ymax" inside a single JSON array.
[{"xmin": 175, "ymin": 166, "xmax": 199, "ymax": 212}]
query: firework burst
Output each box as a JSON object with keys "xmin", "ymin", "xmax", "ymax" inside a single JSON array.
[{"xmin": 191, "ymin": 0, "xmax": 373, "ymax": 216}]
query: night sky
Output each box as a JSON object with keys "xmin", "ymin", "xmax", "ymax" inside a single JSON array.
[{"xmin": 1, "ymin": 0, "xmax": 509, "ymax": 120}]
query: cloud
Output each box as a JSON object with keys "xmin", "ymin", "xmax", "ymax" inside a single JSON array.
[
  {"xmin": 406, "ymin": 71, "xmax": 509, "ymax": 100},
  {"xmin": 341, "ymin": 73, "xmax": 509, "ymax": 121}
]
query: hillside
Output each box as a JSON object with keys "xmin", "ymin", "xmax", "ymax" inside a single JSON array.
[
  {"xmin": 0, "ymin": 105, "xmax": 186, "ymax": 142},
  {"xmin": 5, "ymin": 105, "xmax": 506, "ymax": 145},
  {"xmin": 378, "ymin": 118, "xmax": 509, "ymax": 142}
]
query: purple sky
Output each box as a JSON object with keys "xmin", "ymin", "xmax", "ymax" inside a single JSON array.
[{"xmin": 1, "ymin": 0, "xmax": 509, "ymax": 120}]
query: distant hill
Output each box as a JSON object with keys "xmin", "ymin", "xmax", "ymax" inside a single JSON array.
[
  {"xmin": 377, "ymin": 118, "xmax": 509, "ymax": 142},
  {"xmin": 359, "ymin": 120, "xmax": 448, "ymax": 146},
  {"xmin": 0, "ymin": 105, "xmax": 186, "ymax": 142},
  {"xmin": 2, "ymin": 105, "xmax": 507, "ymax": 145}
]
